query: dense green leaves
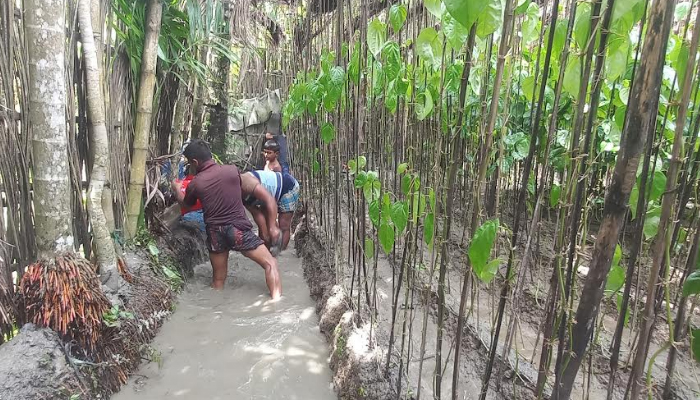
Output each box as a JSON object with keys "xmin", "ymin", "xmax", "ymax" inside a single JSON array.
[
  {"xmin": 670, "ymin": 37, "xmax": 690, "ymax": 86},
  {"xmin": 683, "ymin": 271, "xmax": 700, "ymax": 297},
  {"xmin": 445, "ymin": 0, "xmax": 489, "ymax": 31},
  {"xmin": 321, "ymin": 122, "xmax": 336, "ymax": 144},
  {"xmin": 391, "ymin": 202, "xmax": 409, "ymax": 234},
  {"xmin": 469, "ymin": 219, "xmax": 500, "ymax": 283},
  {"xmin": 389, "ymin": 4, "xmax": 408, "ymax": 32},
  {"xmin": 573, "ymin": 2, "xmax": 591, "ymax": 50},
  {"xmin": 365, "ymin": 237, "xmax": 374, "ymax": 259},
  {"xmin": 416, "ymin": 28, "xmax": 443, "ymax": 67},
  {"xmin": 606, "ymin": 37, "xmax": 629, "ymax": 81},
  {"xmin": 649, "ymin": 171, "xmax": 667, "ymax": 202},
  {"xmin": 424, "ymin": 0, "xmax": 444, "ymax": 18},
  {"xmin": 416, "ymin": 90, "xmax": 434, "ymax": 120},
  {"xmin": 477, "ymin": 0, "xmax": 503, "ymax": 38},
  {"xmin": 692, "ymin": 329, "xmax": 700, "ymax": 361},
  {"xmin": 643, "ymin": 206, "xmax": 661, "ymax": 240},
  {"xmin": 424, "ymin": 212, "xmax": 435, "ymax": 246},
  {"xmin": 605, "ymin": 245, "xmax": 624, "ymax": 294},
  {"xmin": 443, "ymin": 12, "xmax": 470, "ymax": 50},
  {"xmin": 379, "ymin": 222, "xmax": 395, "ymax": 254},
  {"xmin": 367, "ymin": 18, "xmax": 387, "ymax": 59},
  {"xmin": 514, "ymin": 0, "xmax": 530, "ymax": 14},
  {"xmin": 550, "ymin": 184, "xmax": 561, "ymax": 208},
  {"xmin": 564, "ymin": 56, "xmax": 582, "ymax": 96},
  {"xmin": 521, "ymin": 2, "xmax": 540, "ymax": 43}
]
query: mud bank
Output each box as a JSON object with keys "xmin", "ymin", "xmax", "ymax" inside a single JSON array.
[
  {"xmin": 294, "ymin": 215, "xmax": 398, "ymax": 400},
  {"xmin": 0, "ymin": 220, "xmax": 208, "ymax": 400}
]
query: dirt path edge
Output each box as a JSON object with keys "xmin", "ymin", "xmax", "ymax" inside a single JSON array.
[{"xmin": 294, "ymin": 214, "xmax": 399, "ymax": 400}]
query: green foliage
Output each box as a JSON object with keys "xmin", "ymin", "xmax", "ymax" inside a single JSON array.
[
  {"xmin": 379, "ymin": 222, "xmax": 395, "ymax": 254},
  {"xmin": 416, "ymin": 90, "xmax": 434, "ymax": 120},
  {"xmin": 605, "ymin": 245, "xmax": 625, "ymax": 295},
  {"xmin": 443, "ymin": 13, "xmax": 470, "ymax": 50},
  {"xmin": 550, "ymin": 185, "xmax": 561, "ymax": 208},
  {"xmin": 367, "ymin": 18, "xmax": 387, "ymax": 59},
  {"xmin": 424, "ymin": 0, "xmax": 444, "ymax": 18},
  {"xmin": 365, "ymin": 237, "xmax": 375, "ymax": 259},
  {"xmin": 573, "ymin": 2, "xmax": 592, "ymax": 50},
  {"xmin": 416, "ymin": 28, "xmax": 443, "ymax": 68},
  {"xmin": 445, "ymin": 0, "xmax": 488, "ymax": 32},
  {"xmin": 563, "ymin": 56, "xmax": 582, "ymax": 97},
  {"xmin": 643, "ymin": 206, "xmax": 661, "ymax": 241},
  {"xmin": 321, "ymin": 122, "xmax": 336, "ymax": 144},
  {"xmin": 476, "ymin": 0, "xmax": 503, "ymax": 38},
  {"xmin": 424, "ymin": 213, "xmax": 435, "ymax": 247},
  {"xmin": 391, "ymin": 201, "xmax": 409, "ymax": 234},
  {"xmin": 469, "ymin": 219, "xmax": 500, "ymax": 283},
  {"xmin": 691, "ymin": 328, "xmax": 700, "ymax": 362},
  {"xmin": 389, "ymin": 4, "xmax": 408, "ymax": 32},
  {"xmin": 103, "ymin": 304, "xmax": 135, "ymax": 328},
  {"xmin": 682, "ymin": 271, "xmax": 700, "ymax": 297}
]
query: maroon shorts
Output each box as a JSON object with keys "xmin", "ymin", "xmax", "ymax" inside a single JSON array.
[{"xmin": 206, "ymin": 225, "xmax": 264, "ymax": 253}]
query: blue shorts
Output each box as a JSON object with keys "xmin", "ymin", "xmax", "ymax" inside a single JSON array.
[
  {"xmin": 181, "ymin": 209, "xmax": 206, "ymax": 232},
  {"xmin": 278, "ymin": 181, "xmax": 300, "ymax": 213}
]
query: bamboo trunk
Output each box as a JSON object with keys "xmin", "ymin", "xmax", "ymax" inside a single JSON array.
[
  {"xmin": 628, "ymin": 3, "xmax": 700, "ymax": 398},
  {"xmin": 26, "ymin": 0, "xmax": 74, "ymax": 257},
  {"xmin": 552, "ymin": 0, "xmax": 676, "ymax": 398},
  {"xmin": 125, "ymin": 0, "xmax": 163, "ymax": 238},
  {"xmin": 78, "ymin": 0, "xmax": 119, "ymax": 290}
]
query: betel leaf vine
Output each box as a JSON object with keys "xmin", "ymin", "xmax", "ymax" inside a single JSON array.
[
  {"xmin": 321, "ymin": 122, "xmax": 336, "ymax": 144},
  {"xmin": 416, "ymin": 28, "xmax": 443, "ymax": 68},
  {"xmin": 444, "ymin": 0, "xmax": 489, "ymax": 31},
  {"xmin": 389, "ymin": 4, "xmax": 407, "ymax": 33},
  {"xmin": 367, "ymin": 18, "xmax": 387, "ymax": 59},
  {"xmin": 469, "ymin": 219, "xmax": 500, "ymax": 283}
]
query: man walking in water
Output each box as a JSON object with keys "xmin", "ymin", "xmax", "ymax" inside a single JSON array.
[{"xmin": 171, "ymin": 139, "xmax": 281, "ymax": 300}]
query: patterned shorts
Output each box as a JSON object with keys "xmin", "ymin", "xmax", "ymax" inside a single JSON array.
[
  {"xmin": 278, "ymin": 181, "xmax": 300, "ymax": 213},
  {"xmin": 206, "ymin": 225, "xmax": 264, "ymax": 254}
]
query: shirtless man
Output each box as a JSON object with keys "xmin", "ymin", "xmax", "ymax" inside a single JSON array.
[
  {"xmin": 240, "ymin": 169, "xmax": 300, "ymax": 252},
  {"xmin": 171, "ymin": 139, "xmax": 281, "ymax": 299}
]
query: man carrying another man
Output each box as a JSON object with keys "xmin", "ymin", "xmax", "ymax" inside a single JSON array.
[
  {"xmin": 171, "ymin": 139, "xmax": 281, "ymax": 299},
  {"xmin": 240, "ymin": 155, "xmax": 300, "ymax": 252}
]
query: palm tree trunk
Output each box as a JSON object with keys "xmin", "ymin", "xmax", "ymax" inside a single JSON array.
[
  {"xmin": 26, "ymin": 0, "xmax": 74, "ymax": 258},
  {"xmin": 78, "ymin": 0, "xmax": 120, "ymax": 290},
  {"xmin": 125, "ymin": 0, "xmax": 163, "ymax": 238},
  {"xmin": 551, "ymin": 0, "xmax": 676, "ymax": 398}
]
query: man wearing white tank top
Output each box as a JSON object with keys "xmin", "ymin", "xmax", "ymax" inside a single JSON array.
[{"xmin": 240, "ymin": 169, "xmax": 300, "ymax": 253}]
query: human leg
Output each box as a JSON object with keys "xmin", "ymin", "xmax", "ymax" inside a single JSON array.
[
  {"xmin": 209, "ymin": 251, "xmax": 229, "ymax": 289},
  {"xmin": 278, "ymin": 212, "xmax": 293, "ymax": 250},
  {"xmin": 226, "ymin": 225, "xmax": 281, "ymax": 299},
  {"xmin": 277, "ymin": 182, "xmax": 300, "ymax": 251},
  {"xmin": 205, "ymin": 225, "xmax": 231, "ymax": 289},
  {"xmin": 242, "ymin": 245, "xmax": 282, "ymax": 300}
]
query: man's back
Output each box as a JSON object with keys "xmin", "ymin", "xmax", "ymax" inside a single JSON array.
[{"xmin": 186, "ymin": 160, "xmax": 252, "ymax": 230}]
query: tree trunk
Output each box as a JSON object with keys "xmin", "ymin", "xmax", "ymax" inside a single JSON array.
[
  {"xmin": 552, "ymin": 0, "xmax": 676, "ymax": 398},
  {"xmin": 26, "ymin": 0, "xmax": 74, "ymax": 258},
  {"xmin": 190, "ymin": 48, "xmax": 208, "ymax": 139},
  {"xmin": 628, "ymin": 3, "xmax": 700, "ymax": 398},
  {"xmin": 170, "ymin": 74, "xmax": 192, "ymax": 174},
  {"xmin": 78, "ymin": 0, "xmax": 120, "ymax": 290},
  {"xmin": 125, "ymin": 0, "xmax": 163, "ymax": 238},
  {"xmin": 89, "ymin": 0, "xmax": 116, "ymax": 234}
]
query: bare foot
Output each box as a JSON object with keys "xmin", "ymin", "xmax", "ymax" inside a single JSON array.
[
  {"xmin": 211, "ymin": 281, "xmax": 225, "ymax": 290},
  {"xmin": 267, "ymin": 294, "xmax": 282, "ymax": 303}
]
